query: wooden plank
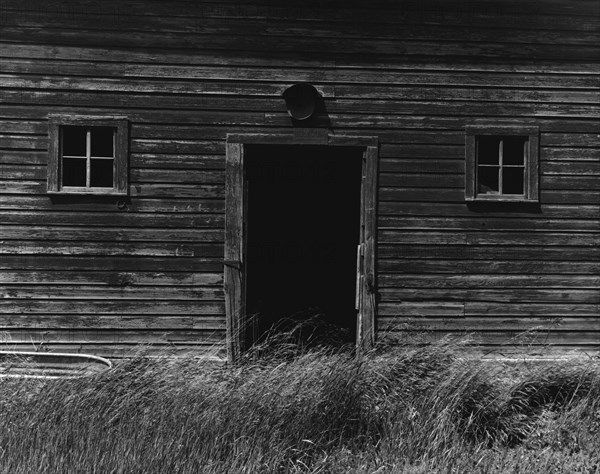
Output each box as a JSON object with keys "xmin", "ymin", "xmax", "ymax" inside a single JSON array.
[
  {"xmin": 0, "ymin": 241, "xmax": 224, "ymax": 257},
  {"xmin": 379, "ymin": 274, "xmax": 600, "ymax": 289},
  {"xmin": 376, "ymin": 331, "xmax": 600, "ymax": 346},
  {"xmin": 378, "ymin": 216, "xmax": 599, "ymax": 232},
  {"xmin": 130, "ymin": 153, "xmax": 225, "ymax": 170},
  {"xmin": 379, "ymin": 173, "xmax": 464, "ymax": 188},
  {"xmin": 0, "ymin": 135, "xmax": 47, "ymax": 150},
  {"xmin": 0, "ymin": 120, "xmax": 47, "ymax": 134},
  {"xmin": 1, "ymin": 286, "xmax": 223, "ymax": 300},
  {"xmin": 0, "ymin": 315, "xmax": 226, "ymax": 330},
  {"xmin": 379, "ymin": 231, "xmax": 600, "ymax": 246},
  {"xmin": 5, "ymin": 87, "xmax": 598, "ymax": 114},
  {"xmin": 333, "ymin": 88, "xmax": 600, "ymax": 104},
  {"xmin": 381, "ymin": 159, "xmax": 464, "ymax": 174},
  {"xmin": 379, "ymin": 202, "xmax": 600, "ymax": 219},
  {"xmin": 0, "ymin": 89, "xmax": 284, "ymax": 111},
  {"xmin": 0, "ymin": 151, "xmax": 47, "ymax": 165},
  {"xmin": 358, "ymin": 145, "xmax": 378, "ymax": 350},
  {"xmin": 2, "ymin": 0, "xmax": 598, "ymax": 24},
  {"xmin": 0, "ymin": 211, "xmax": 225, "ymax": 228},
  {"xmin": 5, "ymin": 103, "xmax": 596, "ymax": 128},
  {"xmin": 541, "ymin": 147, "xmax": 599, "ymax": 161},
  {"xmin": 0, "ymin": 42, "xmax": 336, "ymax": 68},
  {"xmin": 224, "ymin": 142, "xmax": 244, "ymax": 362},
  {"xmin": 378, "ymin": 302, "xmax": 465, "ymax": 317},
  {"xmin": 130, "ymin": 169, "xmax": 224, "ymax": 184},
  {"xmin": 0, "ymin": 196, "xmax": 225, "ymax": 213},
  {"xmin": 0, "ymin": 256, "xmax": 223, "ymax": 272},
  {"xmin": 544, "ymin": 161, "xmax": 600, "ymax": 175},
  {"xmin": 464, "ymin": 302, "xmax": 599, "ymax": 316},
  {"xmin": 2, "ymin": 67, "xmax": 599, "ymax": 91},
  {"xmin": 378, "ymin": 260, "xmax": 600, "ymax": 274},
  {"xmin": 379, "ymin": 317, "xmax": 600, "ymax": 332},
  {"xmin": 131, "ymin": 139, "xmax": 226, "ymax": 154},
  {"xmin": 2, "ymin": 26, "xmax": 599, "ymax": 60},
  {"xmin": 0, "ymin": 228, "xmax": 220, "ymax": 243},
  {"xmin": 379, "ymin": 187, "xmax": 600, "ymax": 204},
  {"xmin": 0, "ymin": 181, "xmax": 226, "ymax": 198},
  {"xmin": 0, "ymin": 300, "xmax": 225, "ymax": 314},
  {"xmin": 5, "ymin": 41, "xmax": 598, "ymax": 72},
  {"xmin": 0, "ymin": 329, "xmax": 225, "ymax": 344},
  {"xmin": 0, "ymin": 271, "xmax": 222, "ymax": 286},
  {"xmin": 1, "ymin": 111, "xmax": 594, "ymax": 137},
  {"xmin": 378, "ymin": 246, "xmax": 599, "ymax": 261},
  {"xmin": 378, "ymin": 288, "xmax": 600, "ymax": 304},
  {"xmin": 542, "ymin": 133, "xmax": 600, "ymax": 147},
  {"xmin": 0, "ymin": 343, "xmax": 226, "ymax": 359},
  {"xmin": 2, "ymin": 9, "xmax": 599, "ymax": 45},
  {"xmin": 543, "ymin": 175, "xmax": 600, "ymax": 190}
]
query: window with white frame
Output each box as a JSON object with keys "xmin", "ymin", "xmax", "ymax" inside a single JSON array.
[
  {"xmin": 465, "ymin": 126, "xmax": 539, "ymax": 202},
  {"xmin": 47, "ymin": 115, "xmax": 128, "ymax": 195}
]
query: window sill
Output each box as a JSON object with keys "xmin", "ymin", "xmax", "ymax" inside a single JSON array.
[
  {"xmin": 466, "ymin": 196, "xmax": 538, "ymax": 203},
  {"xmin": 47, "ymin": 188, "xmax": 128, "ymax": 196}
]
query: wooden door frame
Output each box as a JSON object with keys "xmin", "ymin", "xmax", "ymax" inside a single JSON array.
[{"xmin": 224, "ymin": 132, "xmax": 378, "ymax": 363}]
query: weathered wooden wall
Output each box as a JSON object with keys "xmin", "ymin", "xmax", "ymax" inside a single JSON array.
[{"xmin": 1, "ymin": 0, "xmax": 599, "ymax": 356}]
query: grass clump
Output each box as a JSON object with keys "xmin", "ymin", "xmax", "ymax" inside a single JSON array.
[{"xmin": 1, "ymin": 335, "xmax": 599, "ymax": 473}]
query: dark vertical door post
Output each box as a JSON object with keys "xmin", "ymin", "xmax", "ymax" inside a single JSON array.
[
  {"xmin": 357, "ymin": 145, "xmax": 378, "ymax": 351},
  {"xmin": 224, "ymin": 142, "xmax": 245, "ymax": 362}
]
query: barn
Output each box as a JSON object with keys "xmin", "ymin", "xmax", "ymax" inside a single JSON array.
[{"xmin": 1, "ymin": 0, "xmax": 599, "ymax": 361}]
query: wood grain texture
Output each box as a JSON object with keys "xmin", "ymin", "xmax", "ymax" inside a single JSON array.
[
  {"xmin": 1, "ymin": 0, "xmax": 598, "ymax": 356},
  {"xmin": 223, "ymin": 142, "xmax": 244, "ymax": 362}
]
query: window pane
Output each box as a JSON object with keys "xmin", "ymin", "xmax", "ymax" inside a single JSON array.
[
  {"xmin": 477, "ymin": 137, "xmax": 500, "ymax": 165},
  {"xmin": 477, "ymin": 166, "xmax": 499, "ymax": 194},
  {"xmin": 62, "ymin": 158, "xmax": 87, "ymax": 186},
  {"xmin": 503, "ymin": 167, "xmax": 524, "ymax": 194},
  {"xmin": 90, "ymin": 159, "xmax": 114, "ymax": 187},
  {"xmin": 503, "ymin": 136, "xmax": 526, "ymax": 165},
  {"xmin": 91, "ymin": 127, "xmax": 115, "ymax": 157},
  {"xmin": 62, "ymin": 126, "xmax": 87, "ymax": 156}
]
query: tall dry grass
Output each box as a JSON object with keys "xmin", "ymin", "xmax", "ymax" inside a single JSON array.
[{"xmin": 1, "ymin": 335, "xmax": 599, "ymax": 473}]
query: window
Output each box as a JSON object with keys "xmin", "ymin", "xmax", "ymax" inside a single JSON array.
[
  {"xmin": 47, "ymin": 115, "xmax": 128, "ymax": 195},
  {"xmin": 465, "ymin": 126, "xmax": 539, "ymax": 202}
]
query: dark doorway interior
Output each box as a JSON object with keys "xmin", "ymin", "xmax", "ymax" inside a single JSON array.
[{"xmin": 245, "ymin": 145, "xmax": 363, "ymax": 347}]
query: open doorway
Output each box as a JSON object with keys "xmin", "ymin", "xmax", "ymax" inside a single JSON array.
[
  {"xmin": 244, "ymin": 145, "xmax": 362, "ymax": 347},
  {"xmin": 224, "ymin": 135, "xmax": 377, "ymax": 362}
]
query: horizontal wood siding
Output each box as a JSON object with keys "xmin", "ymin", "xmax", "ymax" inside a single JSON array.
[{"xmin": 1, "ymin": 0, "xmax": 598, "ymax": 356}]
